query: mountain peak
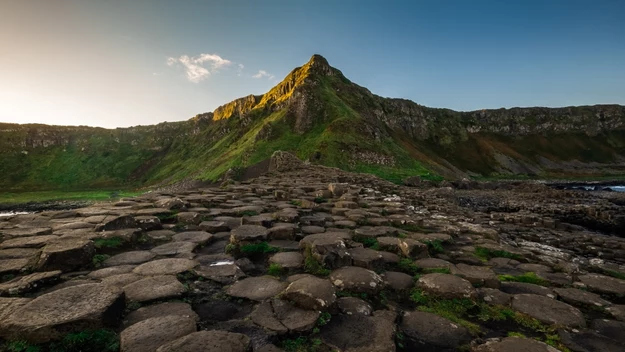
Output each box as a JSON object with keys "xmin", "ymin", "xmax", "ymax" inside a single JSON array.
[{"xmin": 305, "ymin": 54, "xmax": 333, "ymax": 76}]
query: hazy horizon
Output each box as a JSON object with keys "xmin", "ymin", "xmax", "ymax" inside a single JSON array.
[{"xmin": 1, "ymin": 0, "xmax": 624, "ymax": 128}]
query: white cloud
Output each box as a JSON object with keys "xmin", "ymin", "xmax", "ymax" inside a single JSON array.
[
  {"xmin": 252, "ymin": 70, "xmax": 275, "ymax": 80},
  {"xmin": 166, "ymin": 53, "xmax": 232, "ymax": 83}
]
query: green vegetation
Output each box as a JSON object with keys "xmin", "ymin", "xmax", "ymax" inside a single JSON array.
[
  {"xmin": 239, "ymin": 241, "xmax": 279, "ymax": 254},
  {"xmin": 600, "ymin": 269, "xmax": 625, "ymax": 280},
  {"xmin": 352, "ymin": 236, "xmax": 380, "ymax": 250},
  {"xmin": 424, "ymin": 240, "xmax": 445, "ymax": 255},
  {"xmin": 507, "ymin": 331, "xmax": 527, "ymax": 338},
  {"xmin": 394, "ymin": 223, "xmax": 432, "ymax": 233},
  {"xmin": 409, "ymin": 288, "xmax": 481, "ymax": 335},
  {"xmin": 303, "ymin": 247, "xmax": 331, "ymax": 276},
  {"xmin": 498, "ymin": 272, "xmax": 548, "ymax": 286},
  {"xmin": 397, "ymin": 258, "xmax": 420, "ymax": 275},
  {"xmin": 5, "ymin": 329, "xmax": 119, "ymax": 352},
  {"xmin": 91, "ymin": 254, "xmax": 110, "ymax": 268},
  {"xmin": 156, "ymin": 211, "xmax": 178, "ymax": 222},
  {"xmin": 0, "ymin": 190, "xmax": 141, "ymax": 204},
  {"xmin": 474, "ymin": 247, "xmax": 523, "ymax": 261},
  {"xmin": 279, "ymin": 336, "xmax": 322, "ymax": 352},
  {"xmin": 93, "ymin": 237, "xmax": 123, "ymax": 249},
  {"xmin": 267, "ymin": 263, "xmax": 283, "ymax": 276},
  {"xmin": 422, "ymin": 267, "xmax": 451, "ymax": 274},
  {"xmin": 239, "ymin": 210, "xmax": 259, "ymax": 217}
]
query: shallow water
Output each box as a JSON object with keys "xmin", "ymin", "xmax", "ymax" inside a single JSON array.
[{"xmin": 0, "ymin": 211, "xmax": 30, "ymax": 217}]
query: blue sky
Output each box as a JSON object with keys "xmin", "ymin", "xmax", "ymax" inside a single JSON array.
[{"xmin": 1, "ymin": 0, "xmax": 624, "ymax": 128}]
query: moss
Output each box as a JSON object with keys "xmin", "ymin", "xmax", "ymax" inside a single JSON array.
[
  {"xmin": 424, "ymin": 240, "xmax": 445, "ymax": 255},
  {"xmin": 93, "ymin": 237, "xmax": 123, "ymax": 249},
  {"xmin": 397, "ymin": 258, "xmax": 420, "ymax": 275},
  {"xmin": 239, "ymin": 242, "xmax": 279, "ymax": 254},
  {"xmin": 352, "ymin": 236, "xmax": 379, "ymax": 249},
  {"xmin": 409, "ymin": 288, "xmax": 481, "ymax": 335},
  {"xmin": 498, "ymin": 272, "xmax": 548, "ymax": 286},
  {"xmin": 91, "ymin": 254, "xmax": 110, "ymax": 268},
  {"xmin": 5, "ymin": 329, "xmax": 119, "ymax": 352},
  {"xmin": 267, "ymin": 263, "xmax": 283, "ymax": 276},
  {"xmin": 303, "ymin": 247, "xmax": 331, "ymax": 276}
]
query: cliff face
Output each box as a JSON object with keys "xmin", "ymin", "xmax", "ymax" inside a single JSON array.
[{"xmin": 1, "ymin": 54, "xmax": 624, "ymax": 191}]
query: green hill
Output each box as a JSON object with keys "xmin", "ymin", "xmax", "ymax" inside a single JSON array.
[{"xmin": 1, "ymin": 54, "xmax": 625, "ymax": 192}]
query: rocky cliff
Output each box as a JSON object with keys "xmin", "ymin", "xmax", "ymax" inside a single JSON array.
[{"xmin": 1, "ymin": 54, "xmax": 624, "ymax": 191}]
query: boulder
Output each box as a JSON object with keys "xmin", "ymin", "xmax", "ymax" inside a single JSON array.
[{"xmin": 336, "ymin": 297, "xmax": 373, "ymax": 316}]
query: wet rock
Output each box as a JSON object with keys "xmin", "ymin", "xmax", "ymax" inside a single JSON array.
[
  {"xmin": 123, "ymin": 275, "xmax": 185, "ymax": 302},
  {"xmin": 36, "ymin": 239, "xmax": 95, "ymax": 272},
  {"xmin": 226, "ymin": 276, "xmax": 287, "ymax": 301},
  {"xmin": 330, "ymin": 266, "xmax": 385, "ymax": 295},
  {"xmin": 400, "ymin": 310, "xmax": 472, "ymax": 350},
  {"xmin": 416, "ymin": 273, "xmax": 477, "ymax": 300},
  {"xmin": 156, "ymin": 330, "xmax": 252, "ymax": 352},
  {"xmin": 0, "ymin": 283, "xmax": 124, "ymax": 343},
  {"xmin": 283, "ymin": 276, "xmax": 336, "ymax": 310},
  {"xmin": 133, "ymin": 258, "xmax": 198, "ymax": 276},
  {"xmin": 120, "ymin": 314, "xmax": 196, "ymax": 352},
  {"xmin": 511, "ymin": 294, "xmax": 586, "ymax": 328}
]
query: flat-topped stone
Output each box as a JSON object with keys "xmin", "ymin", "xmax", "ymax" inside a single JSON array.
[
  {"xmin": 578, "ymin": 273, "xmax": 625, "ymax": 296},
  {"xmin": 283, "ymin": 276, "xmax": 336, "ymax": 310},
  {"xmin": 150, "ymin": 241, "xmax": 198, "ymax": 256},
  {"xmin": 194, "ymin": 264, "xmax": 246, "ymax": 284},
  {"xmin": 104, "ymin": 251, "xmax": 156, "ymax": 267},
  {"xmin": 511, "ymin": 294, "xmax": 586, "ymax": 328},
  {"xmin": 120, "ymin": 314, "xmax": 197, "ymax": 352},
  {"xmin": 226, "ymin": 276, "xmax": 287, "ymax": 301},
  {"xmin": 329, "ymin": 266, "xmax": 385, "ymax": 295},
  {"xmin": 416, "ymin": 273, "xmax": 477, "ymax": 300},
  {"xmin": 400, "ymin": 311, "xmax": 472, "ymax": 350},
  {"xmin": 0, "ymin": 270, "xmax": 61, "ymax": 296},
  {"xmin": 473, "ymin": 337, "xmax": 559, "ymax": 352},
  {"xmin": 133, "ymin": 258, "xmax": 198, "ymax": 276},
  {"xmin": 123, "ymin": 302, "xmax": 198, "ymax": 328},
  {"xmin": 36, "ymin": 239, "xmax": 95, "ymax": 272},
  {"xmin": 156, "ymin": 330, "xmax": 251, "ymax": 352},
  {"xmin": 451, "ymin": 263, "xmax": 500, "ymax": 288},
  {"xmin": 230, "ymin": 225, "xmax": 268, "ymax": 243},
  {"xmin": 1, "ymin": 227, "xmax": 52, "ymax": 238},
  {"xmin": 554, "ymin": 287, "xmax": 612, "ymax": 308},
  {"xmin": 123, "ymin": 275, "xmax": 185, "ymax": 302},
  {"xmin": 269, "ymin": 252, "xmax": 304, "ymax": 269},
  {"xmin": 0, "ymin": 283, "xmax": 124, "ymax": 343}
]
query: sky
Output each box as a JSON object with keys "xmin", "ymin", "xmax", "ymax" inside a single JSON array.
[{"xmin": 1, "ymin": 0, "xmax": 624, "ymax": 128}]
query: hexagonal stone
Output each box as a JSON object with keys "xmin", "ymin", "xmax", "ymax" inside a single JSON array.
[
  {"xmin": 104, "ymin": 251, "xmax": 156, "ymax": 267},
  {"xmin": 100, "ymin": 273, "xmax": 143, "ymax": 288},
  {"xmin": 150, "ymin": 241, "xmax": 197, "ymax": 256},
  {"xmin": 172, "ymin": 231, "xmax": 213, "ymax": 244},
  {"xmin": 416, "ymin": 273, "xmax": 477, "ymax": 300},
  {"xmin": 146, "ymin": 229, "xmax": 175, "ymax": 241},
  {"xmin": 0, "ymin": 270, "xmax": 61, "ymax": 296},
  {"xmin": 230, "ymin": 225, "xmax": 268, "ymax": 244},
  {"xmin": 0, "ymin": 297, "xmax": 31, "ymax": 322},
  {"xmin": 400, "ymin": 311, "xmax": 472, "ymax": 350},
  {"xmin": 329, "ymin": 266, "xmax": 385, "ymax": 295},
  {"xmin": 511, "ymin": 294, "xmax": 586, "ymax": 328},
  {"xmin": 500, "ymin": 282, "xmax": 553, "ymax": 297},
  {"xmin": 36, "ymin": 239, "xmax": 95, "ymax": 272},
  {"xmin": 88, "ymin": 265, "xmax": 136, "ymax": 279},
  {"xmin": 269, "ymin": 252, "xmax": 304, "ymax": 269},
  {"xmin": 0, "ymin": 258, "xmax": 31, "ymax": 275},
  {"xmin": 199, "ymin": 220, "xmax": 230, "ymax": 233},
  {"xmin": 474, "ymin": 337, "xmax": 559, "ymax": 352},
  {"xmin": 156, "ymin": 330, "xmax": 251, "ymax": 352},
  {"xmin": 336, "ymin": 297, "xmax": 373, "ymax": 316},
  {"xmin": 554, "ymin": 287, "xmax": 612, "ymax": 309},
  {"xmin": 250, "ymin": 299, "xmax": 319, "ymax": 334},
  {"xmin": 123, "ymin": 302, "xmax": 199, "ymax": 328},
  {"xmin": 0, "ymin": 235, "xmax": 59, "ymax": 249},
  {"xmin": 95, "ymin": 215, "xmax": 137, "ymax": 232},
  {"xmin": 133, "ymin": 258, "xmax": 198, "ymax": 276},
  {"xmin": 320, "ymin": 311, "xmax": 396, "ymax": 352},
  {"xmin": 415, "ymin": 257, "xmax": 453, "ymax": 270},
  {"xmin": 123, "ymin": 275, "xmax": 185, "ymax": 302},
  {"xmin": 578, "ymin": 273, "xmax": 625, "ymax": 296},
  {"xmin": 451, "ymin": 263, "xmax": 500, "ymax": 288},
  {"xmin": 176, "ymin": 212, "xmax": 201, "ymax": 225},
  {"xmin": 134, "ymin": 216, "xmax": 162, "ymax": 231},
  {"xmin": 606, "ymin": 305, "xmax": 625, "ymax": 321},
  {"xmin": 193, "ymin": 264, "xmax": 246, "ymax": 284},
  {"xmin": 347, "ymin": 247, "xmax": 384, "ymax": 270},
  {"xmin": 1, "ymin": 227, "xmax": 52, "ymax": 238},
  {"xmin": 381, "ymin": 271, "xmax": 414, "ymax": 291},
  {"xmin": 283, "ymin": 276, "xmax": 336, "ymax": 311},
  {"xmin": 0, "ymin": 283, "xmax": 124, "ymax": 343},
  {"xmin": 477, "ymin": 288, "xmax": 511, "ymax": 306},
  {"xmin": 120, "ymin": 314, "xmax": 196, "ymax": 352},
  {"xmin": 226, "ymin": 276, "xmax": 287, "ymax": 301}
]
